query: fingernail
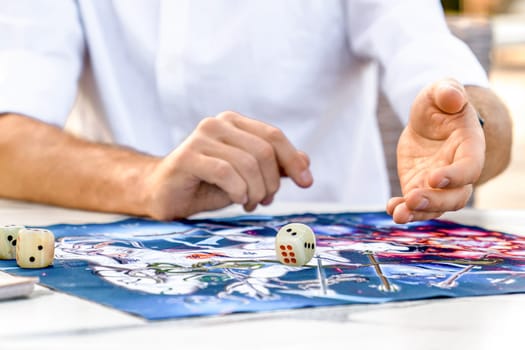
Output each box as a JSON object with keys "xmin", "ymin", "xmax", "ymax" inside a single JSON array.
[
  {"xmin": 261, "ymin": 195, "xmax": 274, "ymax": 206},
  {"xmin": 437, "ymin": 178, "xmax": 450, "ymax": 188},
  {"xmin": 407, "ymin": 214, "xmax": 414, "ymax": 222},
  {"xmin": 244, "ymin": 203, "xmax": 256, "ymax": 212},
  {"xmin": 415, "ymin": 198, "xmax": 429, "ymax": 210},
  {"xmin": 242, "ymin": 195, "xmax": 249, "ymax": 205},
  {"xmin": 300, "ymin": 170, "xmax": 313, "ymax": 184}
]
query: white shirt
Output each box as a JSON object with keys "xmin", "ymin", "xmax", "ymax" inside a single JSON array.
[{"xmin": 0, "ymin": 0, "xmax": 489, "ymax": 209}]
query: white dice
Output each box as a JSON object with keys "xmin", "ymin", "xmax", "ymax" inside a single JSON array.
[
  {"xmin": 275, "ymin": 223, "xmax": 316, "ymax": 266},
  {"xmin": 0, "ymin": 225, "xmax": 25, "ymax": 259},
  {"xmin": 15, "ymin": 228, "xmax": 55, "ymax": 268}
]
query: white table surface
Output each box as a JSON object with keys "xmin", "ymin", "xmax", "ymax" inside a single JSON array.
[{"xmin": 1, "ymin": 198, "xmax": 525, "ymax": 350}]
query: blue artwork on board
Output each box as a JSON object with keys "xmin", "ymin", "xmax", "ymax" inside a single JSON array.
[{"xmin": 1, "ymin": 211, "xmax": 525, "ymax": 320}]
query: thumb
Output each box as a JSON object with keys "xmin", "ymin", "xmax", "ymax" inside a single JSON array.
[{"xmin": 434, "ymin": 80, "xmax": 467, "ymax": 115}]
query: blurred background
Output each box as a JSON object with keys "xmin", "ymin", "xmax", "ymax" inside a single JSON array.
[{"xmin": 442, "ymin": 0, "xmax": 525, "ymax": 209}]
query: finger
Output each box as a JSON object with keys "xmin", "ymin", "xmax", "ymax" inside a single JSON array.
[
  {"xmin": 386, "ymin": 196, "xmax": 404, "ymax": 215},
  {"xmin": 409, "ymin": 79, "xmax": 468, "ymax": 138},
  {"xmin": 427, "ymin": 125, "xmax": 485, "ymax": 189},
  {"xmin": 392, "ymin": 202, "xmax": 445, "ymax": 224},
  {"xmin": 197, "ymin": 116, "xmax": 281, "ymax": 206},
  {"xmin": 404, "ymin": 185, "xmax": 473, "ymax": 213},
  {"xmin": 260, "ymin": 194, "xmax": 274, "ymax": 206},
  {"xmin": 187, "ymin": 153, "xmax": 249, "ymax": 205},
  {"xmin": 280, "ymin": 150, "xmax": 310, "ymax": 178},
  {"xmin": 428, "ymin": 157, "xmax": 483, "ymax": 189},
  {"xmin": 204, "ymin": 140, "xmax": 269, "ymax": 211},
  {"xmin": 391, "ymin": 202, "xmax": 412, "ymax": 223},
  {"xmin": 298, "ymin": 150, "xmax": 311, "ymax": 167},
  {"xmin": 233, "ymin": 136, "xmax": 280, "ymax": 208},
  {"xmin": 434, "ymin": 80, "xmax": 467, "ymax": 115},
  {"xmin": 218, "ymin": 112, "xmax": 313, "ymax": 188}
]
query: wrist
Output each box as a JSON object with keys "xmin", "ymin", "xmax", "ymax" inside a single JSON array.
[{"xmin": 113, "ymin": 155, "xmax": 161, "ymax": 218}]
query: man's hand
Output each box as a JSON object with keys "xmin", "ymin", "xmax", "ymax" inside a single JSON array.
[
  {"xmin": 0, "ymin": 112, "xmax": 312, "ymax": 221},
  {"xmin": 143, "ymin": 111, "xmax": 313, "ymax": 220},
  {"xmin": 387, "ymin": 79, "xmax": 486, "ymax": 224}
]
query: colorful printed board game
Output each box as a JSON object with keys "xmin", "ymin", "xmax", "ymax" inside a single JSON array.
[{"xmin": 1, "ymin": 212, "xmax": 525, "ymax": 320}]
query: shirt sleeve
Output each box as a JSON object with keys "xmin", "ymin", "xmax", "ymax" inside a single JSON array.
[
  {"xmin": 345, "ymin": 0, "xmax": 490, "ymax": 124},
  {"xmin": 0, "ymin": 0, "xmax": 85, "ymax": 126}
]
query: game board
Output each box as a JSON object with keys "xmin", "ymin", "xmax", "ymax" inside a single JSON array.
[{"xmin": 1, "ymin": 211, "xmax": 525, "ymax": 320}]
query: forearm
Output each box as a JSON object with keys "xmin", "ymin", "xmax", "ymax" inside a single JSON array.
[
  {"xmin": 466, "ymin": 86, "xmax": 513, "ymax": 185},
  {"xmin": 0, "ymin": 114, "xmax": 159, "ymax": 216}
]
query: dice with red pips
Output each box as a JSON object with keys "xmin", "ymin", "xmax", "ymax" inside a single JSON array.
[
  {"xmin": 15, "ymin": 228, "xmax": 55, "ymax": 268},
  {"xmin": 275, "ymin": 223, "xmax": 316, "ymax": 266},
  {"xmin": 0, "ymin": 225, "xmax": 25, "ymax": 260}
]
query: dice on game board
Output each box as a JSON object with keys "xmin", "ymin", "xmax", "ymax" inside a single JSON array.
[
  {"xmin": 0, "ymin": 225, "xmax": 25, "ymax": 260},
  {"xmin": 275, "ymin": 223, "xmax": 316, "ymax": 266},
  {"xmin": 15, "ymin": 228, "xmax": 55, "ymax": 268}
]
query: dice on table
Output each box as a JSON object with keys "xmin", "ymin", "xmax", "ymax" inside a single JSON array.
[
  {"xmin": 15, "ymin": 228, "xmax": 55, "ymax": 268},
  {"xmin": 0, "ymin": 225, "xmax": 25, "ymax": 260},
  {"xmin": 275, "ymin": 223, "xmax": 316, "ymax": 266}
]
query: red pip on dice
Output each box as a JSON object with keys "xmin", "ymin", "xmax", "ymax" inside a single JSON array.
[
  {"xmin": 275, "ymin": 223, "xmax": 316, "ymax": 266},
  {"xmin": 0, "ymin": 225, "xmax": 55, "ymax": 268}
]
